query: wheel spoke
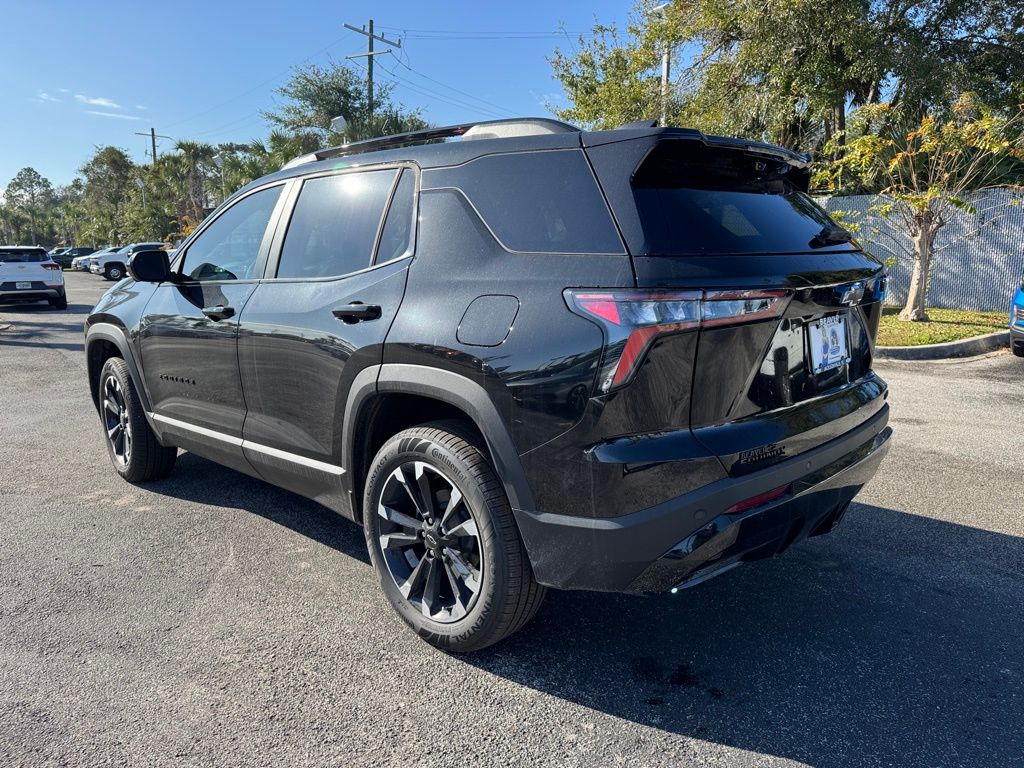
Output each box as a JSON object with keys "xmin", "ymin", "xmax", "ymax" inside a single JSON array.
[
  {"xmin": 103, "ymin": 398, "xmax": 118, "ymax": 416},
  {"xmin": 446, "ymin": 517, "xmax": 479, "ymax": 540},
  {"xmin": 415, "ymin": 463, "xmax": 438, "ymax": 520},
  {"xmin": 123, "ymin": 426, "xmax": 132, "ymax": 458},
  {"xmin": 445, "ymin": 547, "xmax": 480, "ymax": 590},
  {"xmin": 377, "ymin": 502, "xmax": 421, "ymax": 532},
  {"xmin": 441, "ymin": 559, "xmax": 468, "ymax": 620},
  {"xmin": 393, "ymin": 466, "xmax": 428, "ymax": 518},
  {"xmin": 107, "ymin": 423, "xmax": 122, "ymax": 441},
  {"xmin": 421, "ymin": 557, "xmax": 442, "ymax": 617},
  {"xmin": 439, "ymin": 486, "xmax": 464, "ymax": 532},
  {"xmin": 379, "ymin": 531, "xmax": 419, "ymax": 550},
  {"xmin": 398, "ymin": 555, "xmax": 429, "ymax": 599}
]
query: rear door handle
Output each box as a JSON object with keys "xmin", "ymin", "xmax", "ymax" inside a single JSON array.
[
  {"xmin": 201, "ymin": 305, "xmax": 235, "ymax": 321},
  {"xmin": 333, "ymin": 302, "xmax": 382, "ymax": 323}
]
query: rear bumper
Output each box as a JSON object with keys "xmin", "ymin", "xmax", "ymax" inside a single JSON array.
[
  {"xmin": 513, "ymin": 404, "xmax": 891, "ymax": 593},
  {"xmin": 1012, "ymin": 325, "xmax": 1024, "ymax": 355},
  {"xmin": 0, "ymin": 287, "xmax": 62, "ymax": 302}
]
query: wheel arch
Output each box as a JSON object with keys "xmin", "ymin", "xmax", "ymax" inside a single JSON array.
[
  {"xmin": 85, "ymin": 323, "xmax": 152, "ymax": 414},
  {"xmin": 343, "ymin": 363, "xmax": 536, "ymax": 524}
]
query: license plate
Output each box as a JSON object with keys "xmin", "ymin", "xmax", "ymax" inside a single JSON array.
[
  {"xmin": 15, "ymin": 281, "xmax": 32, "ymax": 290},
  {"xmin": 808, "ymin": 313, "xmax": 850, "ymax": 373}
]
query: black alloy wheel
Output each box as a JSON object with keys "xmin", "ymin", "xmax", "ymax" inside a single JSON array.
[
  {"xmin": 102, "ymin": 373, "xmax": 132, "ymax": 467},
  {"xmin": 377, "ymin": 460, "xmax": 484, "ymax": 623}
]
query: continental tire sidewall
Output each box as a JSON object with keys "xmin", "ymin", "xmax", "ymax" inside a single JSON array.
[{"xmin": 364, "ymin": 430, "xmax": 508, "ymax": 651}]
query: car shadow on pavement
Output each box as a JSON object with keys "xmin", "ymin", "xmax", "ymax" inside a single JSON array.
[
  {"xmin": 143, "ymin": 451, "xmax": 370, "ymax": 565},
  {"xmin": 461, "ymin": 503, "xmax": 1024, "ymax": 768}
]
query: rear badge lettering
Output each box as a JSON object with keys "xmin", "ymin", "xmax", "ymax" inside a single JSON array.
[{"xmin": 739, "ymin": 444, "xmax": 785, "ymax": 465}]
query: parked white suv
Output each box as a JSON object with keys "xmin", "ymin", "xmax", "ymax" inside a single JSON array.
[
  {"xmin": 74, "ymin": 247, "xmax": 115, "ymax": 271},
  {"xmin": 90, "ymin": 242, "xmax": 164, "ymax": 280},
  {"xmin": 0, "ymin": 246, "xmax": 67, "ymax": 309}
]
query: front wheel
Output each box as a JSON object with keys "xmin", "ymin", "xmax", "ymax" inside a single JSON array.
[
  {"xmin": 363, "ymin": 422, "xmax": 545, "ymax": 652},
  {"xmin": 104, "ymin": 264, "xmax": 124, "ymax": 281},
  {"xmin": 98, "ymin": 357, "xmax": 177, "ymax": 482}
]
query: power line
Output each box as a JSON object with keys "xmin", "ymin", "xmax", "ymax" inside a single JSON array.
[
  {"xmin": 350, "ymin": 57, "xmax": 511, "ymax": 120},
  {"xmin": 386, "ymin": 51, "xmax": 518, "ymax": 116}
]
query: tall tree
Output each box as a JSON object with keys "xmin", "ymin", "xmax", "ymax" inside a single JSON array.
[
  {"xmin": 262, "ymin": 59, "xmax": 428, "ymax": 152},
  {"xmin": 550, "ymin": 0, "xmax": 1024, "ymax": 152},
  {"xmin": 80, "ymin": 147, "xmax": 136, "ymax": 246},
  {"xmin": 816, "ymin": 95, "xmax": 1024, "ymax": 320},
  {"xmin": 5, "ymin": 167, "xmax": 54, "ymax": 245}
]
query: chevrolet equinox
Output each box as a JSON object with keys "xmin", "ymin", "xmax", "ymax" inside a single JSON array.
[{"xmin": 84, "ymin": 118, "xmax": 892, "ymax": 651}]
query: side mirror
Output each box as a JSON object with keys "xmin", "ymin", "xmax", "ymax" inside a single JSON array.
[{"xmin": 127, "ymin": 249, "xmax": 172, "ymax": 283}]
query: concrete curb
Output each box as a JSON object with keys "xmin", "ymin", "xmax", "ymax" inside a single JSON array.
[{"xmin": 876, "ymin": 330, "xmax": 1010, "ymax": 360}]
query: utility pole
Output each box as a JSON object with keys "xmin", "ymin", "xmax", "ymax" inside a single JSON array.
[
  {"xmin": 649, "ymin": 3, "xmax": 672, "ymax": 127},
  {"xmin": 660, "ymin": 43, "xmax": 671, "ymax": 128},
  {"xmin": 344, "ymin": 20, "xmax": 401, "ymax": 123},
  {"xmin": 134, "ymin": 128, "xmax": 173, "ymax": 164}
]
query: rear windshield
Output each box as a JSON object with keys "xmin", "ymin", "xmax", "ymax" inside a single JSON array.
[
  {"xmin": 0, "ymin": 249, "xmax": 47, "ymax": 262},
  {"xmin": 633, "ymin": 142, "xmax": 854, "ymax": 256}
]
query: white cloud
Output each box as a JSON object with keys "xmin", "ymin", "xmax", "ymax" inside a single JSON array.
[
  {"xmin": 57, "ymin": 88, "xmax": 70, "ymax": 93},
  {"xmin": 34, "ymin": 91, "xmax": 60, "ymax": 103},
  {"xmin": 75, "ymin": 94, "xmax": 120, "ymax": 108},
  {"xmin": 87, "ymin": 110, "xmax": 141, "ymax": 121},
  {"xmin": 135, "ymin": 104, "xmax": 148, "ymax": 110}
]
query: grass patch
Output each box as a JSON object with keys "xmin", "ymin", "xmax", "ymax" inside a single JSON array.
[{"xmin": 877, "ymin": 307, "xmax": 1008, "ymax": 346}]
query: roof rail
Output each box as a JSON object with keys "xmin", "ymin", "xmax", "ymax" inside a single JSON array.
[{"xmin": 281, "ymin": 118, "xmax": 580, "ymax": 170}]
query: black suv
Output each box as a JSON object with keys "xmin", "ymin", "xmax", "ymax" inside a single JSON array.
[{"xmin": 84, "ymin": 118, "xmax": 891, "ymax": 651}]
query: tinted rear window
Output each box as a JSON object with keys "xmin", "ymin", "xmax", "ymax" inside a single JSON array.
[
  {"xmin": 633, "ymin": 142, "xmax": 853, "ymax": 256},
  {"xmin": 460, "ymin": 150, "xmax": 623, "ymax": 254},
  {"xmin": 0, "ymin": 249, "xmax": 46, "ymax": 262}
]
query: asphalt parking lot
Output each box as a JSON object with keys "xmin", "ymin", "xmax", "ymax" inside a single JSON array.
[{"xmin": 1, "ymin": 271, "xmax": 1022, "ymax": 767}]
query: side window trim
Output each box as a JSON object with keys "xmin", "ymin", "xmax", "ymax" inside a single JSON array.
[
  {"xmin": 372, "ymin": 167, "xmax": 419, "ymax": 266},
  {"xmin": 173, "ymin": 181, "xmax": 290, "ymax": 285},
  {"xmin": 261, "ymin": 163, "xmax": 417, "ymax": 283}
]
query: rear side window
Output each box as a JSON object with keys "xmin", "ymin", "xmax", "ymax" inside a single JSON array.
[
  {"xmin": 375, "ymin": 169, "xmax": 416, "ymax": 264},
  {"xmin": 460, "ymin": 150, "xmax": 623, "ymax": 254},
  {"xmin": 633, "ymin": 142, "xmax": 851, "ymax": 256},
  {"xmin": 276, "ymin": 169, "xmax": 397, "ymax": 279}
]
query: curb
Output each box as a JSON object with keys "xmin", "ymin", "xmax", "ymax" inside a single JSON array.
[{"xmin": 876, "ymin": 330, "xmax": 1010, "ymax": 360}]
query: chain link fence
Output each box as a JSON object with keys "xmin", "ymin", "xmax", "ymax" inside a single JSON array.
[{"xmin": 816, "ymin": 190, "xmax": 1024, "ymax": 312}]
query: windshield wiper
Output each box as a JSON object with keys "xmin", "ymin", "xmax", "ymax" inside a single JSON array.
[{"xmin": 809, "ymin": 226, "xmax": 853, "ymax": 248}]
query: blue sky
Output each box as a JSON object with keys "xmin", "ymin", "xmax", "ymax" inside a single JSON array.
[{"xmin": 1, "ymin": 0, "xmax": 632, "ymax": 187}]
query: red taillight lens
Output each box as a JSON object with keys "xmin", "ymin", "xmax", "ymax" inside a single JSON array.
[
  {"xmin": 565, "ymin": 288, "xmax": 789, "ymax": 392},
  {"xmin": 42, "ymin": 263, "xmax": 61, "ymax": 270},
  {"xmin": 724, "ymin": 483, "xmax": 791, "ymax": 514}
]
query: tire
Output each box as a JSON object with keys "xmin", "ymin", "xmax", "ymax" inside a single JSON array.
[
  {"xmin": 363, "ymin": 421, "xmax": 545, "ymax": 652},
  {"xmin": 1012, "ymin": 338, "xmax": 1024, "ymax": 357},
  {"xmin": 98, "ymin": 357, "xmax": 177, "ymax": 482},
  {"xmin": 49, "ymin": 292, "xmax": 67, "ymax": 310},
  {"xmin": 104, "ymin": 264, "xmax": 124, "ymax": 281}
]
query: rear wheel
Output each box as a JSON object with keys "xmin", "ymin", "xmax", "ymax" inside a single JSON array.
[
  {"xmin": 48, "ymin": 291, "xmax": 67, "ymax": 310},
  {"xmin": 98, "ymin": 357, "xmax": 177, "ymax": 482},
  {"xmin": 104, "ymin": 264, "xmax": 124, "ymax": 281},
  {"xmin": 363, "ymin": 422, "xmax": 545, "ymax": 652}
]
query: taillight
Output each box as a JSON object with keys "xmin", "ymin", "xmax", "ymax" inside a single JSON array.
[
  {"xmin": 42, "ymin": 263, "xmax": 61, "ymax": 270},
  {"xmin": 565, "ymin": 288, "xmax": 789, "ymax": 392},
  {"xmin": 724, "ymin": 483, "xmax": 791, "ymax": 514}
]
